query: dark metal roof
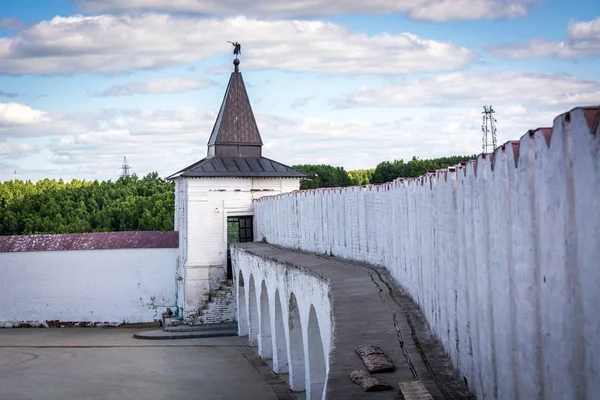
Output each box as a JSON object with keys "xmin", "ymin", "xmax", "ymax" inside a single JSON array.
[
  {"xmin": 168, "ymin": 156, "xmax": 309, "ymax": 179},
  {"xmin": 0, "ymin": 231, "xmax": 179, "ymax": 253},
  {"xmin": 207, "ymin": 68, "xmax": 263, "ymax": 148}
]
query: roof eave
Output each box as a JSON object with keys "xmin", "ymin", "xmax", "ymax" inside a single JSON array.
[{"xmin": 180, "ymin": 172, "xmax": 308, "ymax": 179}]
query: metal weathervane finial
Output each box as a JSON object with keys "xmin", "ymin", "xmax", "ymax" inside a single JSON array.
[
  {"xmin": 227, "ymin": 41, "xmax": 242, "ymax": 72},
  {"xmin": 228, "ymin": 41, "xmax": 241, "ymax": 58}
]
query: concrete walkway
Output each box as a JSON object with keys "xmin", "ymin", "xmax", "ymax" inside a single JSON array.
[
  {"xmin": 0, "ymin": 328, "xmax": 292, "ymax": 400},
  {"xmin": 237, "ymin": 243, "xmax": 473, "ymax": 399}
]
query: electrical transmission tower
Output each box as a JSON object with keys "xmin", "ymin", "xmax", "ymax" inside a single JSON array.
[
  {"xmin": 121, "ymin": 156, "xmax": 131, "ymax": 178},
  {"xmin": 481, "ymin": 105, "xmax": 498, "ymax": 153}
]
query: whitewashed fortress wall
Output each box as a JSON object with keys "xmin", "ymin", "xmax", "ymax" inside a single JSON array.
[{"xmin": 254, "ymin": 107, "xmax": 600, "ymax": 400}]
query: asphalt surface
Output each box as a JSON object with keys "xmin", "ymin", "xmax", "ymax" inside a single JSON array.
[{"xmin": 0, "ymin": 328, "xmax": 287, "ymax": 400}]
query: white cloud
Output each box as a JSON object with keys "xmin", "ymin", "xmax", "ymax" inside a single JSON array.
[
  {"xmin": 490, "ymin": 17, "xmax": 600, "ymax": 59},
  {"xmin": 0, "ymin": 102, "xmax": 89, "ymax": 139},
  {"xmin": 43, "ymin": 108, "xmax": 216, "ymax": 171},
  {"xmin": 0, "ymin": 15, "xmax": 474, "ymax": 75},
  {"xmin": 407, "ymin": 0, "xmax": 529, "ymax": 22},
  {"xmin": 40, "ymin": 109, "xmax": 485, "ymax": 176},
  {"xmin": 335, "ymin": 72, "xmax": 600, "ymax": 108},
  {"xmin": 95, "ymin": 77, "xmax": 214, "ymax": 96},
  {"xmin": 75, "ymin": 0, "xmax": 533, "ymax": 22},
  {"xmin": 1, "ymin": 98, "xmax": 579, "ymax": 182},
  {"xmin": 258, "ymin": 107, "xmax": 562, "ymax": 168},
  {"xmin": 0, "ymin": 103, "xmax": 50, "ymax": 126},
  {"xmin": 0, "ymin": 142, "xmax": 40, "ymax": 158},
  {"xmin": 110, "ymin": 108, "xmax": 217, "ymax": 136}
]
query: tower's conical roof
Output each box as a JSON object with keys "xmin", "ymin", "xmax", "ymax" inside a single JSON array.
[
  {"xmin": 168, "ymin": 58, "xmax": 309, "ymax": 180},
  {"xmin": 207, "ymin": 60, "xmax": 263, "ymax": 151}
]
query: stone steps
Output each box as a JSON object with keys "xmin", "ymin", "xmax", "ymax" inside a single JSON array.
[
  {"xmin": 164, "ymin": 322, "xmax": 237, "ymax": 333},
  {"xmin": 133, "ymin": 323, "xmax": 238, "ymax": 340},
  {"xmin": 195, "ymin": 279, "xmax": 236, "ymax": 325}
]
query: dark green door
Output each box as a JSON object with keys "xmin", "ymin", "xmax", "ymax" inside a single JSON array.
[{"xmin": 227, "ymin": 216, "xmax": 254, "ymax": 278}]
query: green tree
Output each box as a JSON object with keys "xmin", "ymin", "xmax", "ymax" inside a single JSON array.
[
  {"xmin": 371, "ymin": 155, "xmax": 475, "ymax": 184},
  {"xmin": 0, "ymin": 172, "xmax": 175, "ymax": 235},
  {"xmin": 292, "ymin": 164, "xmax": 352, "ymax": 190},
  {"xmin": 348, "ymin": 169, "xmax": 375, "ymax": 186}
]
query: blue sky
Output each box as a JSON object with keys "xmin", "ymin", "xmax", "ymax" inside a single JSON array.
[{"xmin": 0, "ymin": 0, "xmax": 598, "ymax": 182}]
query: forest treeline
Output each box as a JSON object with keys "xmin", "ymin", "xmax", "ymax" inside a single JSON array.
[
  {"xmin": 293, "ymin": 155, "xmax": 474, "ymax": 190},
  {"xmin": 0, "ymin": 155, "xmax": 474, "ymax": 235},
  {"xmin": 0, "ymin": 172, "xmax": 174, "ymax": 235}
]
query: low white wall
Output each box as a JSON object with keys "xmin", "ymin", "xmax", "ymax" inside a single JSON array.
[
  {"xmin": 0, "ymin": 248, "xmax": 177, "ymax": 326},
  {"xmin": 232, "ymin": 246, "xmax": 331, "ymax": 399},
  {"xmin": 255, "ymin": 108, "xmax": 599, "ymax": 399}
]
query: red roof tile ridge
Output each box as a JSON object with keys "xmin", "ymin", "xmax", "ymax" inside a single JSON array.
[{"xmin": 0, "ymin": 231, "xmax": 179, "ymax": 253}]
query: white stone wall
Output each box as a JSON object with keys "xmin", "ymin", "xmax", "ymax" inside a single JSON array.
[
  {"xmin": 174, "ymin": 177, "xmax": 301, "ymax": 321},
  {"xmin": 232, "ymin": 246, "xmax": 331, "ymax": 399},
  {"xmin": 255, "ymin": 108, "xmax": 600, "ymax": 400},
  {"xmin": 0, "ymin": 248, "xmax": 177, "ymax": 326}
]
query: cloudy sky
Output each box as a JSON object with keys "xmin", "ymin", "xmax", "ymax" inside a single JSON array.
[{"xmin": 0, "ymin": 0, "xmax": 598, "ymax": 182}]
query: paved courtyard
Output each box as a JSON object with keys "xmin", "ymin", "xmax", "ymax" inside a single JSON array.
[{"xmin": 0, "ymin": 328, "xmax": 290, "ymax": 400}]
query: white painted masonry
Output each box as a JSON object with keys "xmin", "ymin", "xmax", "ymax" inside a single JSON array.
[
  {"xmin": 174, "ymin": 177, "xmax": 300, "ymax": 321},
  {"xmin": 0, "ymin": 248, "xmax": 177, "ymax": 327},
  {"xmin": 232, "ymin": 246, "xmax": 330, "ymax": 400},
  {"xmin": 255, "ymin": 108, "xmax": 600, "ymax": 400}
]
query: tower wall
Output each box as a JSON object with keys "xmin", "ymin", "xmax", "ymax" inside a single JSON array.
[{"xmin": 175, "ymin": 177, "xmax": 301, "ymax": 322}]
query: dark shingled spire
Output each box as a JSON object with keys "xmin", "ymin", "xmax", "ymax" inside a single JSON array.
[
  {"xmin": 168, "ymin": 57, "xmax": 309, "ymax": 180},
  {"xmin": 207, "ymin": 58, "xmax": 263, "ymax": 158}
]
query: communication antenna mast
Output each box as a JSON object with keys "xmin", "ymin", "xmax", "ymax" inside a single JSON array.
[
  {"xmin": 13, "ymin": 169, "xmax": 17, "ymax": 182},
  {"xmin": 481, "ymin": 105, "xmax": 498, "ymax": 153},
  {"xmin": 121, "ymin": 156, "xmax": 131, "ymax": 178}
]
